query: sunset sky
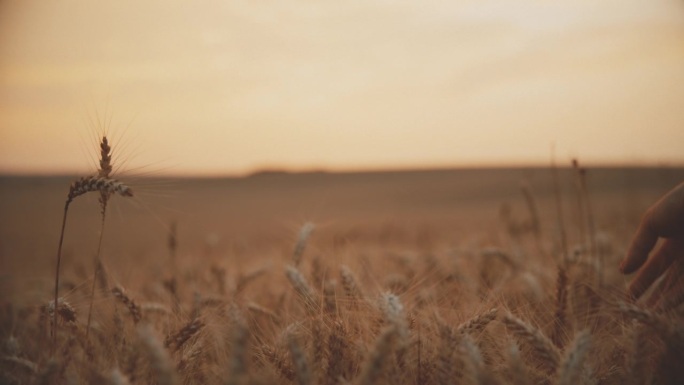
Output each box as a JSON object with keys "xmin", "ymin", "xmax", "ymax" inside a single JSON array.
[{"xmin": 1, "ymin": 0, "xmax": 684, "ymax": 176}]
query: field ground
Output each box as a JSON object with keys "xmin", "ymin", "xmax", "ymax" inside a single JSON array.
[{"xmin": 1, "ymin": 166, "xmax": 684, "ymax": 384}]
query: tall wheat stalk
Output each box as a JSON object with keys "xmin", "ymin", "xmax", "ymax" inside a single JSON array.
[
  {"xmin": 85, "ymin": 136, "xmax": 114, "ymax": 343},
  {"xmin": 52, "ymin": 136, "xmax": 133, "ymax": 353}
]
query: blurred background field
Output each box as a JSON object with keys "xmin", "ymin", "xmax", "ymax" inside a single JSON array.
[{"xmin": 2, "ymin": 166, "xmax": 683, "ymax": 303}]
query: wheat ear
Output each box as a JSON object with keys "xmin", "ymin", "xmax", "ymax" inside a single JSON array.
[
  {"xmin": 326, "ymin": 320, "xmax": 350, "ymax": 384},
  {"xmin": 112, "ymin": 285, "xmax": 143, "ymax": 324},
  {"xmin": 138, "ymin": 324, "xmax": 178, "ymax": 385},
  {"xmin": 164, "ymin": 318, "xmax": 205, "ymax": 352},
  {"xmin": 380, "ymin": 293, "xmax": 409, "ymax": 341},
  {"xmin": 340, "ymin": 265, "xmax": 364, "ymax": 308},
  {"xmin": 67, "ymin": 175, "xmax": 133, "ymax": 203},
  {"xmin": 286, "ymin": 265, "xmax": 319, "ymax": 313},
  {"xmin": 261, "ymin": 345, "xmax": 296, "ymax": 381},
  {"xmin": 457, "ymin": 308, "xmax": 498, "ymax": 335},
  {"xmin": 502, "ymin": 313, "xmax": 561, "ymax": 373},
  {"xmin": 110, "ymin": 367, "xmax": 132, "ymax": 385},
  {"xmin": 293, "ymin": 222, "xmax": 315, "ymax": 266},
  {"xmin": 459, "ymin": 333, "xmax": 486, "ymax": 385},
  {"xmin": 507, "ymin": 342, "xmax": 530, "ymax": 385},
  {"xmin": 287, "ymin": 332, "xmax": 312, "ymax": 385}
]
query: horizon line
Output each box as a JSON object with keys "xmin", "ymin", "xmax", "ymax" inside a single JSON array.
[{"xmin": 2, "ymin": 161, "xmax": 684, "ymax": 179}]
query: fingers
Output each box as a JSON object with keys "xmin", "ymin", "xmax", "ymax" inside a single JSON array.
[
  {"xmin": 621, "ymin": 182, "xmax": 684, "ymax": 275},
  {"xmin": 627, "ymin": 238, "xmax": 679, "ymax": 300},
  {"xmin": 620, "ymin": 214, "xmax": 658, "ymax": 274}
]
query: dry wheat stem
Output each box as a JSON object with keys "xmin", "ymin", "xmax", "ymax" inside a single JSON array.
[
  {"xmin": 85, "ymin": 208, "xmax": 108, "ymax": 344},
  {"xmin": 576, "ymin": 164, "xmax": 599, "ymax": 285},
  {"xmin": 52, "ymin": 201, "xmax": 70, "ymax": 354},
  {"xmin": 571, "ymin": 159, "xmax": 588, "ymax": 253},
  {"xmin": 551, "ymin": 151, "xmax": 569, "ymax": 263},
  {"xmin": 521, "ymin": 182, "xmax": 543, "ymax": 257},
  {"xmin": 551, "ymin": 266, "xmax": 569, "ymax": 349}
]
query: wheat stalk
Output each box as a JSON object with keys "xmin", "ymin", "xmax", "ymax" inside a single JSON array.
[
  {"xmin": 551, "ymin": 148, "xmax": 569, "ymax": 263},
  {"xmin": 551, "ymin": 265, "xmax": 569, "ymax": 348},
  {"xmin": 53, "ymin": 171, "xmax": 132, "ymax": 352}
]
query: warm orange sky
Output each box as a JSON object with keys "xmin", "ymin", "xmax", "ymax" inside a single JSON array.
[{"xmin": 1, "ymin": 1, "xmax": 684, "ymax": 176}]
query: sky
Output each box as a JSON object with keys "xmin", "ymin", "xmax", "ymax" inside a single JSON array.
[{"xmin": 1, "ymin": 0, "xmax": 684, "ymax": 176}]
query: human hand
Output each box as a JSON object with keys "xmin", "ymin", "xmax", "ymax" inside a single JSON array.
[{"xmin": 620, "ymin": 182, "xmax": 684, "ymax": 307}]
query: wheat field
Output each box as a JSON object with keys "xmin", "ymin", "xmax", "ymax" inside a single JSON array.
[{"xmin": 1, "ymin": 164, "xmax": 684, "ymax": 385}]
